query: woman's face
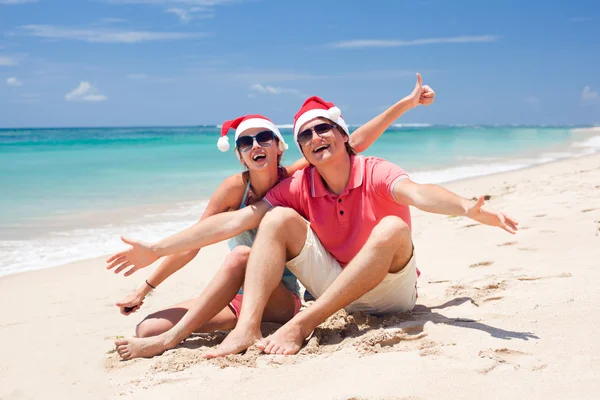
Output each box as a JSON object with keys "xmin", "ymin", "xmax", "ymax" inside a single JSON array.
[{"xmin": 236, "ymin": 127, "xmax": 283, "ymax": 172}]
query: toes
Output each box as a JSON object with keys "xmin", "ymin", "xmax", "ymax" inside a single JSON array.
[
  {"xmin": 283, "ymin": 346, "xmax": 298, "ymax": 355},
  {"xmin": 256, "ymin": 339, "xmax": 267, "ymax": 351},
  {"xmin": 114, "ymin": 338, "xmax": 128, "ymax": 346},
  {"xmin": 264, "ymin": 341, "xmax": 276, "ymax": 354},
  {"xmin": 203, "ymin": 350, "xmax": 219, "ymax": 359}
]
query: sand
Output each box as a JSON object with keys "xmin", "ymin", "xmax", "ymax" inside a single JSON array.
[{"xmin": 1, "ymin": 152, "xmax": 599, "ymax": 400}]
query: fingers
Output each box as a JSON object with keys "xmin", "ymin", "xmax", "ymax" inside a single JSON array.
[
  {"xmin": 123, "ymin": 265, "xmax": 140, "ymax": 277},
  {"xmin": 113, "ymin": 261, "xmax": 132, "ymax": 275},
  {"xmin": 106, "ymin": 252, "xmax": 125, "ymax": 266},
  {"xmin": 121, "ymin": 236, "xmax": 138, "ymax": 246},
  {"xmin": 502, "ymin": 224, "xmax": 517, "ymax": 235},
  {"xmin": 106, "ymin": 255, "xmax": 127, "ymax": 270},
  {"xmin": 421, "ymin": 85, "xmax": 435, "ymax": 97},
  {"xmin": 416, "ymin": 72, "xmax": 422, "ymax": 87},
  {"xmin": 474, "ymin": 196, "xmax": 485, "ymax": 210}
]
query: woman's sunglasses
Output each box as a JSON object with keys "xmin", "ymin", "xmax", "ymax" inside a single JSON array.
[
  {"xmin": 235, "ymin": 130, "xmax": 275, "ymax": 152},
  {"xmin": 297, "ymin": 123, "xmax": 336, "ymax": 146}
]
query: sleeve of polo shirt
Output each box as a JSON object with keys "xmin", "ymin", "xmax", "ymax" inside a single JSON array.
[
  {"xmin": 371, "ymin": 158, "xmax": 410, "ymax": 202},
  {"xmin": 263, "ymin": 175, "xmax": 299, "ymax": 209}
]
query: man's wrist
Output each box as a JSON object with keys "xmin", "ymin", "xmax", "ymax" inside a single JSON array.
[{"xmin": 150, "ymin": 241, "xmax": 164, "ymax": 257}]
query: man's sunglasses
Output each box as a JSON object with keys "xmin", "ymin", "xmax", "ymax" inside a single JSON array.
[
  {"xmin": 235, "ymin": 130, "xmax": 275, "ymax": 152},
  {"xmin": 297, "ymin": 123, "xmax": 336, "ymax": 146}
]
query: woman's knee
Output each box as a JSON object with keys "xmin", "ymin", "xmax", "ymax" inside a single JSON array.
[{"xmin": 135, "ymin": 316, "xmax": 168, "ymax": 338}]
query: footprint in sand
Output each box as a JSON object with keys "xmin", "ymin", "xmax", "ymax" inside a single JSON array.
[
  {"xmin": 353, "ymin": 328, "xmax": 431, "ymax": 356},
  {"xmin": 582, "ymin": 208, "xmax": 597, "ymax": 213},
  {"xmin": 498, "ymin": 241, "xmax": 518, "ymax": 247},
  {"xmin": 518, "ymin": 247, "xmax": 538, "ymax": 252},
  {"xmin": 477, "ymin": 348, "xmax": 545, "ymax": 374},
  {"xmin": 517, "ymin": 273, "xmax": 572, "ymax": 281},
  {"xmin": 469, "ymin": 261, "xmax": 494, "ymax": 268},
  {"xmin": 446, "ymin": 280, "xmax": 507, "ymax": 303},
  {"xmin": 482, "ymin": 296, "xmax": 504, "ymax": 303}
]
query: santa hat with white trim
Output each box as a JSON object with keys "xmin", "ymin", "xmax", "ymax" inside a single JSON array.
[
  {"xmin": 293, "ymin": 96, "xmax": 349, "ymax": 151},
  {"xmin": 218, "ymin": 114, "xmax": 288, "ymax": 152}
]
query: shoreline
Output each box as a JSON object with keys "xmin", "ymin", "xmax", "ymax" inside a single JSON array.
[{"xmin": 2, "ymin": 149, "xmax": 599, "ymax": 279}]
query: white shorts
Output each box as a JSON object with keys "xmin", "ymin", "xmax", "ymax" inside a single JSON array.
[{"xmin": 287, "ymin": 223, "xmax": 418, "ymax": 315}]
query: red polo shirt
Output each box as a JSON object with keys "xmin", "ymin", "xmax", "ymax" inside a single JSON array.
[{"xmin": 263, "ymin": 155, "xmax": 411, "ymax": 267}]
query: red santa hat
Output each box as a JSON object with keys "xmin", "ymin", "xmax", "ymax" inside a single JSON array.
[
  {"xmin": 293, "ymin": 96, "xmax": 349, "ymax": 151},
  {"xmin": 218, "ymin": 114, "xmax": 288, "ymax": 153}
]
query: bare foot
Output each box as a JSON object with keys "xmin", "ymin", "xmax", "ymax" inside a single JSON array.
[
  {"xmin": 256, "ymin": 322, "xmax": 307, "ymax": 355},
  {"xmin": 114, "ymin": 336, "xmax": 170, "ymax": 360},
  {"xmin": 203, "ymin": 326, "xmax": 262, "ymax": 358}
]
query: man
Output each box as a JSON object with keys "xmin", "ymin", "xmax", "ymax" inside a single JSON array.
[
  {"xmin": 108, "ymin": 86, "xmax": 517, "ymax": 358},
  {"xmin": 198, "ymin": 96, "xmax": 518, "ymax": 357}
]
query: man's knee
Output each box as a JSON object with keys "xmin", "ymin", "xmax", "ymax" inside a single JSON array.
[
  {"xmin": 260, "ymin": 207, "xmax": 304, "ymax": 233},
  {"xmin": 371, "ymin": 216, "xmax": 412, "ymax": 245},
  {"xmin": 221, "ymin": 245, "xmax": 250, "ymax": 278}
]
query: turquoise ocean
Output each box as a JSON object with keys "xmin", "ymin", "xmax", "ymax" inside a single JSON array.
[{"xmin": 1, "ymin": 125, "xmax": 599, "ymax": 277}]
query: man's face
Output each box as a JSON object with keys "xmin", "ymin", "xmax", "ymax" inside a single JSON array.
[{"xmin": 297, "ymin": 117, "xmax": 348, "ymax": 166}]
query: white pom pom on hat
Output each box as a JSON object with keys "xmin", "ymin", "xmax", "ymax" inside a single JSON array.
[{"xmin": 217, "ymin": 136, "xmax": 230, "ymax": 152}]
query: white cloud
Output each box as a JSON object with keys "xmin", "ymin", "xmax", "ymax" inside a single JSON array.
[
  {"xmin": 524, "ymin": 96, "xmax": 539, "ymax": 105},
  {"xmin": 127, "ymin": 73, "xmax": 148, "ymax": 79},
  {"xmin": 65, "ymin": 81, "xmax": 108, "ymax": 102},
  {"xmin": 6, "ymin": 76, "xmax": 22, "ymax": 86},
  {"xmin": 328, "ymin": 35, "xmax": 500, "ymax": 49},
  {"xmin": 250, "ymin": 83, "xmax": 300, "ymax": 95},
  {"xmin": 0, "ymin": 0, "xmax": 37, "ymax": 4},
  {"xmin": 581, "ymin": 86, "xmax": 598, "ymax": 102},
  {"xmin": 22, "ymin": 25, "xmax": 208, "ymax": 43},
  {"xmin": 165, "ymin": 7, "xmax": 214, "ymax": 22}
]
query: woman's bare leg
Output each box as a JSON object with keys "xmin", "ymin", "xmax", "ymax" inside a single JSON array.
[{"xmin": 115, "ymin": 246, "xmax": 298, "ymax": 360}]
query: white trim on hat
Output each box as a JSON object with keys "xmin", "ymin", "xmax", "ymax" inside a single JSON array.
[
  {"xmin": 235, "ymin": 118, "xmax": 288, "ymax": 150},
  {"xmin": 293, "ymin": 109, "xmax": 349, "ymax": 151}
]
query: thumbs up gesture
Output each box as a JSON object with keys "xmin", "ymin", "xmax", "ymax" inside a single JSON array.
[{"xmin": 408, "ymin": 73, "xmax": 435, "ymax": 108}]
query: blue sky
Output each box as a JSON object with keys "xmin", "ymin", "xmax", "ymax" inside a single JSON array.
[{"xmin": 0, "ymin": 0, "xmax": 598, "ymax": 128}]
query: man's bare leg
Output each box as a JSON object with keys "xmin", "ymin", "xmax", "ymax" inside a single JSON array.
[
  {"xmin": 204, "ymin": 208, "xmax": 307, "ymax": 358},
  {"xmin": 258, "ymin": 215, "xmax": 413, "ymax": 355}
]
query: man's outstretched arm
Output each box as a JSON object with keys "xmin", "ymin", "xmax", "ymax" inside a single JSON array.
[
  {"xmin": 393, "ymin": 179, "xmax": 519, "ymax": 234},
  {"xmin": 106, "ymin": 200, "xmax": 271, "ymax": 276}
]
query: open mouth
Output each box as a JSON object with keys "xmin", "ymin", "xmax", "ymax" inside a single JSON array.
[
  {"xmin": 313, "ymin": 144, "xmax": 330, "ymax": 154},
  {"xmin": 252, "ymin": 153, "xmax": 267, "ymax": 161}
]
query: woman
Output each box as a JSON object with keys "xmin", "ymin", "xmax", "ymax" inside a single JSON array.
[{"xmin": 109, "ymin": 74, "xmax": 435, "ymax": 359}]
